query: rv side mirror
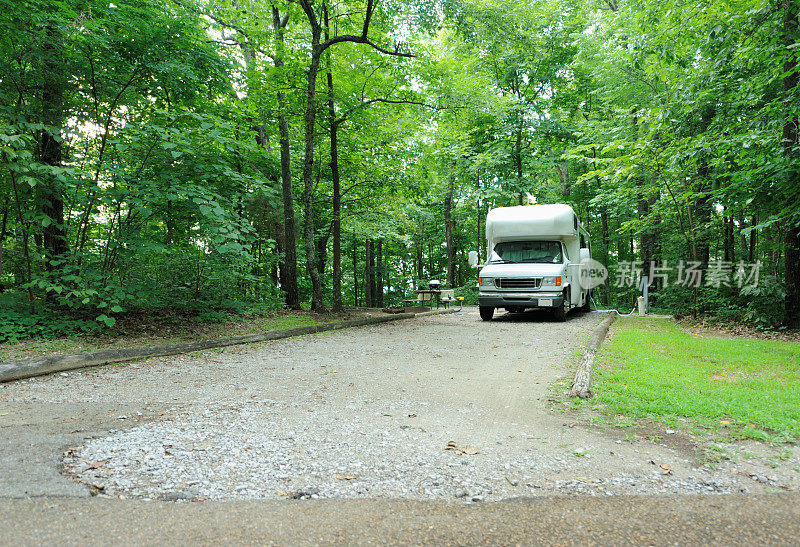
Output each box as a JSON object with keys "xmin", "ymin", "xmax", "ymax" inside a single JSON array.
[
  {"xmin": 468, "ymin": 251, "xmax": 479, "ymax": 267},
  {"xmin": 579, "ymin": 248, "xmax": 591, "ymax": 263}
]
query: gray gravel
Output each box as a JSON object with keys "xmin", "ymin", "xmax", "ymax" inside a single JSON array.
[
  {"xmin": 66, "ymin": 398, "xmax": 759, "ymax": 502},
  {"xmin": 3, "ymin": 309, "xmax": 798, "ymax": 503}
]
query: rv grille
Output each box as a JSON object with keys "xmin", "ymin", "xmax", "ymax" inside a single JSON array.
[{"xmin": 496, "ymin": 278, "xmax": 541, "ymax": 289}]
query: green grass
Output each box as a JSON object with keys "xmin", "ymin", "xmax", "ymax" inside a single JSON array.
[{"xmin": 593, "ymin": 317, "xmax": 800, "ymax": 442}]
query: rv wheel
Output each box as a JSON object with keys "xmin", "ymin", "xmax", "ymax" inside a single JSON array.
[
  {"xmin": 553, "ymin": 292, "xmax": 568, "ymax": 322},
  {"xmin": 581, "ymin": 289, "xmax": 592, "ymax": 312},
  {"xmin": 479, "ymin": 306, "xmax": 494, "ymax": 321}
]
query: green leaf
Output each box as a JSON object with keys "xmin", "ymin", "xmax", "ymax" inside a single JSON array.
[{"xmin": 96, "ymin": 314, "xmax": 116, "ymax": 327}]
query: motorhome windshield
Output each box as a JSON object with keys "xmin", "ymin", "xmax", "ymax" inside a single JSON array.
[{"xmin": 490, "ymin": 240, "xmax": 563, "ymax": 264}]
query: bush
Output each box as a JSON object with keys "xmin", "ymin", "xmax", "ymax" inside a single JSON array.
[
  {"xmin": 0, "ymin": 296, "xmax": 100, "ymax": 343},
  {"xmin": 643, "ymin": 276, "xmax": 787, "ymax": 329}
]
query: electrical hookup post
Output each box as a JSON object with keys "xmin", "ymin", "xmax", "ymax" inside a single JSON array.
[{"xmin": 638, "ymin": 275, "xmax": 649, "ymax": 316}]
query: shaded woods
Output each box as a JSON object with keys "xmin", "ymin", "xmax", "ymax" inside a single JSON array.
[{"xmin": 1, "ymin": 0, "xmax": 798, "ymax": 341}]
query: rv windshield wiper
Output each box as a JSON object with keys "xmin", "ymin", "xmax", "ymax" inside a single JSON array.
[
  {"xmin": 518, "ymin": 258, "xmax": 553, "ymax": 263},
  {"xmin": 489, "ymin": 259, "xmax": 519, "ymax": 264}
]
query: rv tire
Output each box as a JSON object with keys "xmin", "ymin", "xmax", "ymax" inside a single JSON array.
[
  {"xmin": 553, "ymin": 292, "xmax": 568, "ymax": 322},
  {"xmin": 581, "ymin": 290, "xmax": 592, "ymax": 312},
  {"xmin": 479, "ymin": 306, "xmax": 495, "ymax": 321}
]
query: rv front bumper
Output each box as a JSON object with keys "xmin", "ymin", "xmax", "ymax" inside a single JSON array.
[{"xmin": 478, "ymin": 293, "xmax": 564, "ymax": 309}]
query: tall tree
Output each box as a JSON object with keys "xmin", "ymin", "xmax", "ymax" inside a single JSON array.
[
  {"xmin": 782, "ymin": 0, "xmax": 799, "ymax": 325},
  {"xmin": 296, "ymin": 0, "xmax": 411, "ymax": 311}
]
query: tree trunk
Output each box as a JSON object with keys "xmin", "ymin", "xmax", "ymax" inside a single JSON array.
[
  {"xmin": 632, "ymin": 110, "xmax": 657, "ymax": 280},
  {"xmin": 272, "ymin": 7, "xmax": 300, "ymax": 309},
  {"xmin": 352, "ymin": 239, "xmax": 359, "ymax": 307},
  {"xmin": 300, "ymin": 15, "xmax": 326, "ymax": 311},
  {"xmin": 723, "ymin": 213, "xmax": 735, "ymax": 262},
  {"xmin": 638, "ymin": 190, "xmax": 656, "ymax": 268},
  {"xmin": 444, "ymin": 163, "xmax": 456, "ymax": 288},
  {"xmin": 301, "ymin": 69, "xmax": 325, "ymax": 311},
  {"xmin": 416, "ymin": 230, "xmax": 424, "ymax": 281},
  {"xmin": 324, "ymin": 8, "xmax": 343, "ymax": 313},
  {"xmin": 601, "ymin": 210, "xmax": 611, "ymax": 305},
  {"xmin": 738, "ymin": 211, "xmax": 748, "ymax": 262},
  {"xmin": 39, "ymin": 19, "xmax": 69, "ymax": 281},
  {"xmin": 365, "ymin": 239, "xmax": 374, "ymax": 307},
  {"xmin": 783, "ymin": 0, "xmax": 800, "ymax": 325},
  {"xmin": 273, "ymin": 219, "xmax": 286, "ymax": 289},
  {"xmin": 694, "ymin": 105, "xmax": 717, "ymax": 269},
  {"xmin": 515, "ymin": 123, "xmax": 524, "ymax": 205},
  {"xmin": 556, "ymin": 158, "xmax": 570, "ymax": 197},
  {"xmin": 315, "ymin": 223, "xmax": 329, "ymax": 282},
  {"xmin": 376, "ymin": 239, "xmax": 384, "ymax": 308},
  {"xmin": 0, "ymin": 203, "xmax": 7, "ymax": 293}
]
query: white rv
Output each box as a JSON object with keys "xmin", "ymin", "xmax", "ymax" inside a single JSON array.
[{"xmin": 468, "ymin": 204, "xmax": 592, "ymax": 321}]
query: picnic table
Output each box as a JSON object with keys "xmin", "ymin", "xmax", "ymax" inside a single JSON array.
[{"xmin": 404, "ymin": 289, "xmax": 463, "ymax": 309}]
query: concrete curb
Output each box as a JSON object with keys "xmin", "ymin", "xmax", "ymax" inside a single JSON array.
[
  {"xmin": 569, "ymin": 312, "xmax": 616, "ymax": 399},
  {"xmin": 0, "ymin": 308, "xmax": 458, "ymax": 383}
]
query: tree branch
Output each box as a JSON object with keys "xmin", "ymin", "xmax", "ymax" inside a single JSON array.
[
  {"xmin": 171, "ymin": 0, "xmax": 275, "ymax": 60},
  {"xmin": 336, "ymin": 97, "xmax": 439, "ymax": 125}
]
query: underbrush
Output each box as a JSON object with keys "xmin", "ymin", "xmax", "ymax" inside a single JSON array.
[{"xmin": 0, "ymin": 290, "xmax": 332, "ymax": 361}]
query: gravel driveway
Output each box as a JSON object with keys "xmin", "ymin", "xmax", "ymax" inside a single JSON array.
[{"xmin": 1, "ymin": 308, "xmax": 797, "ymax": 503}]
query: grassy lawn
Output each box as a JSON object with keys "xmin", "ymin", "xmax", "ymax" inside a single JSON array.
[
  {"xmin": 593, "ymin": 316, "xmax": 800, "ymax": 442},
  {"xmin": 0, "ymin": 310, "xmax": 333, "ymax": 362}
]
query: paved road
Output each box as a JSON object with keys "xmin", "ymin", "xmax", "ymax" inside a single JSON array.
[
  {"xmin": 2, "ymin": 494, "xmax": 799, "ymax": 545},
  {"xmin": 1, "ymin": 308, "xmax": 798, "ymax": 544}
]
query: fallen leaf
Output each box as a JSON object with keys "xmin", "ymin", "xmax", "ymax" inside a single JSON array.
[
  {"xmin": 83, "ymin": 459, "xmax": 109, "ymax": 471},
  {"xmin": 408, "ymin": 414, "xmax": 417, "ymax": 418},
  {"xmin": 660, "ymin": 464, "xmax": 673, "ymax": 475},
  {"xmin": 336, "ymin": 474, "xmax": 357, "ymax": 480},
  {"xmin": 445, "ymin": 441, "xmax": 457, "ymax": 450},
  {"xmin": 462, "ymin": 446, "xmax": 479, "ymax": 455},
  {"xmin": 720, "ymin": 420, "xmax": 730, "ymax": 426}
]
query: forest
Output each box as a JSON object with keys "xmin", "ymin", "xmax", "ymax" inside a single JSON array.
[{"xmin": 0, "ymin": 0, "xmax": 798, "ymax": 341}]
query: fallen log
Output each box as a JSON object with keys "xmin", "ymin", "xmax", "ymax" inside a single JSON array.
[{"xmin": 569, "ymin": 312, "xmax": 616, "ymax": 399}]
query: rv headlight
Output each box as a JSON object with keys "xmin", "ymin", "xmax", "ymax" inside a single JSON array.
[
  {"xmin": 479, "ymin": 277, "xmax": 494, "ymax": 287},
  {"xmin": 542, "ymin": 276, "xmax": 562, "ymax": 287}
]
